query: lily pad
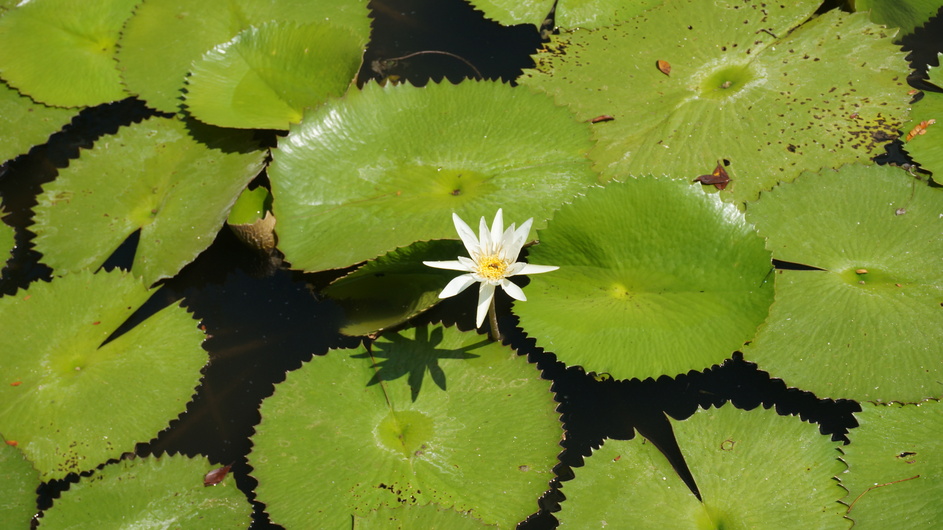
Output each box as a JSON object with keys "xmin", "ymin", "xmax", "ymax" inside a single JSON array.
[
  {"xmin": 520, "ymin": 1, "xmax": 911, "ymax": 204},
  {"xmin": 354, "ymin": 504, "xmax": 498, "ymax": 529},
  {"xmin": 0, "ymin": 0, "xmax": 136, "ymax": 107},
  {"xmin": 0, "ymin": 270, "xmax": 207, "ymax": 480},
  {"xmin": 0, "ymin": 80, "xmax": 76, "ymax": 164},
  {"xmin": 37, "ymin": 455, "xmax": 250, "ymax": 528},
  {"xmin": 322, "ymin": 240, "xmax": 467, "ymax": 336},
  {"xmin": 250, "ymin": 324, "xmax": 561, "ymax": 528},
  {"xmin": 184, "ymin": 21, "xmax": 365, "ymax": 130},
  {"xmin": 0, "ymin": 208, "xmax": 12, "ymax": 274},
  {"xmin": 855, "ymin": 0, "xmax": 943, "ymax": 37},
  {"xmin": 31, "ymin": 116, "xmax": 266, "ymax": 286},
  {"xmin": 468, "ymin": 0, "xmax": 661, "ymax": 29},
  {"xmin": 557, "ymin": 406, "xmax": 847, "ymax": 528},
  {"xmin": 515, "ymin": 178, "xmax": 774, "ymax": 380},
  {"xmin": 902, "ymin": 53, "xmax": 943, "ymax": 175},
  {"xmin": 118, "ymin": 0, "xmax": 371, "ymax": 113},
  {"xmin": 0, "ymin": 442, "xmax": 38, "ymax": 529},
  {"xmin": 743, "ymin": 164, "xmax": 943, "ymax": 402},
  {"xmin": 840, "ymin": 400, "xmax": 943, "ymax": 528},
  {"xmin": 269, "ymin": 80, "xmax": 597, "ymax": 272}
]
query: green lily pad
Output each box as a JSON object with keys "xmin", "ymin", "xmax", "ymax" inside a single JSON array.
[
  {"xmin": 0, "ymin": 208, "xmax": 12, "ymax": 274},
  {"xmin": 558, "ymin": 406, "xmax": 847, "ymax": 528},
  {"xmin": 520, "ymin": 2, "xmax": 911, "ymax": 204},
  {"xmin": 516, "ymin": 178, "xmax": 774, "ymax": 380},
  {"xmin": 269, "ymin": 80, "xmax": 597, "ymax": 272},
  {"xmin": 0, "ymin": 442, "xmax": 38, "ymax": 529},
  {"xmin": 37, "ymin": 455, "xmax": 250, "ymax": 528},
  {"xmin": 468, "ymin": 0, "xmax": 661, "ymax": 29},
  {"xmin": 743, "ymin": 164, "xmax": 943, "ymax": 402},
  {"xmin": 250, "ymin": 324, "xmax": 561, "ymax": 528},
  {"xmin": 184, "ymin": 21, "xmax": 365, "ymax": 130},
  {"xmin": 31, "ymin": 116, "xmax": 266, "ymax": 286},
  {"xmin": 354, "ymin": 504, "xmax": 498, "ymax": 529},
  {"xmin": 0, "ymin": 0, "xmax": 135, "ymax": 107},
  {"xmin": 227, "ymin": 187, "xmax": 272, "ymax": 226},
  {"xmin": 855, "ymin": 0, "xmax": 943, "ymax": 38},
  {"xmin": 323, "ymin": 240, "xmax": 467, "ymax": 336},
  {"xmin": 0, "ymin": 270, "xmax": 207, "ymax": 480},
  {"xmin": 0, "ymin": 81, "xmax": 76, "ymax": 164},
  {"xmin": 840, "ymin": 400, "xmax": 943, "ymax": 528},
  {"xmin": 902, "ymin": 53, "xmax": 943, "ymax": 175},
  {"xmin": 118, "ymin": 0, "xmax": 371, "ymax": 113}
]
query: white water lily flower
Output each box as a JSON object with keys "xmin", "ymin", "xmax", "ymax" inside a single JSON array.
[{"xmin": 423, "ymin": 209, "xmax": 558, "ymax": 328}]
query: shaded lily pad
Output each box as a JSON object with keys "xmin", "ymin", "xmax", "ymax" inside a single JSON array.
[
  {"xmin": 0, "ymin": 0, "xmax": 136, "ymax": 107},
  {"xmin": 31, "ymin": 116, "xmax": 266, "ymax": 286},
  {"xmin": 118, "ymin": 0, "xmax": 371, "ymax": 113},
  {"xmin": 855, "ymin": 0, "xmax": 943, "ymax": 37},
  {"xmin": 902, "ymin": 53, "xmax": 943, "ymax": 175},
  {"xmin": 558, "ymin": 406, "xmax": 847, "ymax": 527},
  {"xmin": 250, "ymin": 324, "xmax": 561, "ymax": 528},
  {"xmin": 468, "ymin": 0, "xmax": 660, "ymax": 29},
  {"xmin": 0, "ymin": 270, "xmax": 207, "ymax": 480},
  {"xmin": 520, "ymin": 1, "xmax": 911, "ymax": 204},
  {"xmin": 0, "ymin": 207, "xmax": 12, "ymax": 274},
  {"xmin": 743, "ymin": 164, "xmax": 943, "ymax": 402},
  {"xmin": 0, "ymin": 81, "xmax": 76, "ymax": 164},
  {"xmin": 269, "ymin": 80, "xmax": 597, "ymax": 272},
  {"xmin": 840, "ymin": 400, "xmax": 943, "ymax": 528},
  {"xmin": 354, "ymin": 503, "xmax": 498, "ymax": 529},
  {"xmin": 516, "ymin": 178, "xmax": 774, "ymax": 380},
  {"xmin": 38, "ymin": 455, "xmax": 250, "ymax": 528},
  {"xmin": 184, "ymin": 21, "xmax": 365, "ymax": 130},
  {"xmin": 0, "ymin": 441, "xmax": 38, "ymax": 528}
]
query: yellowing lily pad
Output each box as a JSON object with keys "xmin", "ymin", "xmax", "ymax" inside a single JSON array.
[{"xmin": 0, "ymin": 270, "xmax": 208, "ymax": 480}]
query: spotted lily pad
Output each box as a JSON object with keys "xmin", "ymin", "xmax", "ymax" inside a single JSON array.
[
  {"xmin": 37, "ymin": 455, "xmax": 250, "ymax": 528},
  {"xmin": 0, "ymin": 81, "xmax": 76, "ymax": 164},
  {"xmin": 31, "ymin": 116, "xmax": 266, "ymax": 286},
  {"xmin": 468, "ymin": 0, "xmax": 661, "ymax": 29},
  {"xmin": 557, "ymin": 406, "xmax": 847, "ymax": 527},
  {"xmin": 0, "ymin": 442, "xmax": 38, "ymax": 528},
  {"xmin": 0, "ymin": 270, "xmax": 207, "ymax": 480},
  {"xmin": 840, "ymin": 400, "xmax": 943, "ymax": 528},
  {"xmin": 250, "ymin": 324, "xmax": 561, "ymax": 528},
  {"xmin": 354, "ymin": 504, "xmax": 497, "ymax": 529},
  {"xmin": 902, "ymin": 53, "xmax": 943, "ymax": 175},
  {"xmin": 0, "ymin": 0, "xmax": 136, "ymax": 107},
  {"xmin": 854, "ymin": 0, "xmax": 943, "ymax": 37},
  {"xmin": 184, "ymin": 21, "xmax": 365, "ymax": 130},
  {"xmin": 520, "ymin": 1, "xmax": 911, "ymax": 204},
  {"xmin": 516, "ymin": 178, "xmax": 774, "ymax": 380},
  {"xmin": 269, "ymin": 80, "xmax": 597, "ymax": 272},
  {"xmin": 743, "ymin": 164, "xmax": 943, "ymax": 402}
]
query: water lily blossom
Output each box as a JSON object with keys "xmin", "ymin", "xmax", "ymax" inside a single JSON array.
[{"xmin": 423, "ymin": 209, "xmax": 558, "ymax": 331}]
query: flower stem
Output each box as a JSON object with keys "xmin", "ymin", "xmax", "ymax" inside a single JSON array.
[{"xmin": 487, "ymin": 296, "xmax": 502, "ymax": 342}]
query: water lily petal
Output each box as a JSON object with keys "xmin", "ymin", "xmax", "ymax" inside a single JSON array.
[
  {"xmin": 423, "ymin": 259, "xmax": 471, "ymax": 272},
  {"xmin": 500, "ymin": 278, "xmax": 527, "ymax": 301},
  {"xmin": 452, "ymin": 213, "xmax": 480, "ymax": 259},
  {"xmin": 478, "ymin": 214, "xmax": 493, "ymax": 256},
  {"xmin": 440, "ymin": 273, "xmax": 477, "ymax": 299},
  {"xmin": 476, "ymin": 282, "xmax": 496, "ymax": 328},
  {"xmin": 515, "ymin": 263, "xmax": 559, "ymax": 275},
  {"xmin": 507, "ymin": 217, "xmax": 533, "ymax": 260},
  {"xmin": 489, "ymin": 208, "xmax": 504, "ymax": 248}
]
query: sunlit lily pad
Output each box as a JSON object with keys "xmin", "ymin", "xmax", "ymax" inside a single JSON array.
[
  {"xmin": 0, "ymin": 207, "xmax": 12, "ymax": 274},
  {"xmin": 516, "ymin": 178, "xmax": 774, "ymax": 380},
  {"xmin": 743, "ymin": 164, "xmax": 943, "ymax": 402},
  {"xmin": 354, "ymin": 504, "xmax": 497, "ymax": 529},
  {"xmin": 902, "ymin": 53, "xmax": 943, "ymax": 175},
  {"xmin": 38, "ymin": 455, "xmax": 250, "ymax": 528},
  {"xmin": 558, "ymin": 406, "xmax": 847, "ymax": 527},
  {"xmin": 118, "ymin": 0, "xmax": 371, "ymax": 113},
  {"xmin": 0, "ymin": 270, "xmax": 207, "ymax": 480},
  {"xmin": 0, "ymin": 0, "xmax": 135, "ymax": 107},
  {"xmin": 250, "ymin": 324, "xmax": 561, "ymax": 528},
  {"xmin": 520, "ymin": 1, "xmax": 911, "ymax": 204},
  {"xmin": 31, "ymin": 116, "xmax": 266, "ymax": 286},
  {"xmin": 184, "ymin": 21, "xmax": 365, "ymax": 130},
  {"xmin": 322, "ymin": 240, "xmax": 467, "ymax": 336},
  {"xmin": 855, "ymin": 0, "xmax": 943, "ymax": 37},
  {"xmin": 0, "ymin": 442, "xmax": 38, "ymax": 528},
  {"xmin": 0, "ymin": 81, "xmax": 76, "ymax": 164},
  {"xmin": 468, "ymin": 0, "xmax": 660, "ymax": 29},
  {"xmin": 269, "ymin": 80, "xmax": 597, "ymax": 272},
  {"xmin": 840, "ymin": 400, "xmax": 943, "ymax": 528}
]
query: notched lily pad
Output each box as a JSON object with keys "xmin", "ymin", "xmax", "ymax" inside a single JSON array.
[
  {"xmin": 520, "ymin": 1, "xmax": 911, "ymax": 204},
  {"xmin": 468, "ymin": 0, "xmax": 661, "ymax": 29},
  {"xmin": 902, "ymin": 53, "xmax": 943, "ymax": 176},
  {"xmin": 354, "ymin": 503, "xmax": 498, "ymax": 529},
  {"xmin": 31, "ymin": 116, "xmax": 266, "ymax": 286},
  {"xmin": 250, "ymin": 324, "xmax": 561, "ymax": 528},
  {"xmin": 0, "ymin": 270, "xmax": 208, "ymax": 480},
  {"xmin": 0, "ymin": 80, "xmax": 77, "ymax": 164},
  {"xmin": 0, "ymin": 441, "xmax": 38, "ymax": 528},
  {"xmin": 744, "ymin": 164, "xmax": 943, "ymax": 402}
]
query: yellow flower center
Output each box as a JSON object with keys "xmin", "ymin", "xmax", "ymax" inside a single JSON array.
[{"xmin": 477, "ymin": 255, "xmax": 508, "ymax": 281}]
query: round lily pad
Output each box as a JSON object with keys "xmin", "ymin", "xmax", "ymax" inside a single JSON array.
[
  {"xmin": 118, "ymin": 0, "xmax": 371, "ymax": 113},
  {"xmin": 184, "ymin": 21, "xmax": 365, "ymax": 130},
  {"xmin": 516, "ymin": 178, "xmax": 774, "ymax": 380},
  {"xmin": 467, "ymin": 0, "xmax": 661, "ymax": 29},
  {"xmin": 250, "ymin": 324, "xmax": 561, "ymax": 528},
  {"xmin": 520, "ymin": 1, "xmax": 911, "ymax": 204},
  {"xmin": 743, "ymin": 164, "xmax": 943, "ymax": 402},
  {"xmin": 855, "ymin": 0, "xmax": 943, "ymax": 37},
  {"xmin": 0, "ymin": 442, "xmax": 38, "ymax": 528},
  {"xmin": 840, "ymin": 400, "xmax": 943, "ymax": 529},
  {"xmin": 31, "ymin": 116, "xmax": 266, "ymax": 286},
  {"xmin": 0, "ymin": 80, "xmax": 76, "ymax": 164},
  {"xmin": 0, "ymin": 270, "xmax": 208, "ymax": 480},
  {"xmin": 0, "ymin": 0, "xmax": 135, "ymax": 107},
  {"xmin": 354, "ymin": 503, "xmax": 498, "ymax": 529},
  {"xmin": 902, "ymin": 53, "xmax": 943, "ymax": 175},
  {"xmin": 558, "ymin": 406, "xmax": 847, "ymax": 528},
  {"xmin": 269, "ymin": 80, "xmax": 597, "ymax": 272},
  {"xmin": 37, "ymin": 455, "xmax": 250, "ymax": 528}
]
